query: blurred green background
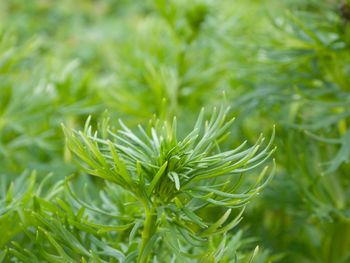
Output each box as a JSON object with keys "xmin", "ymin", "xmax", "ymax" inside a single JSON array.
[{"xmin": 1, "ymin": 0, "xmax": 350, "ymax": 262}]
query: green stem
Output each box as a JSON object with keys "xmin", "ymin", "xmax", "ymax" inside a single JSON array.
[
  {"xmin": 137, "ymin": 206, "xmax": 157, "ymax": 263},
  {"xmin": 326, "ymin": 217, "xmax": 350, "ymax": 263}
]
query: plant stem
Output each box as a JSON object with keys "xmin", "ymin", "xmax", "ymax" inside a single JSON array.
[
  {"xmin": 137, "ymin": 205, "xmax": 157, "ymax": 263},
  {"xmin": 326, "ymin": 217, "xmax": 350, "ymax": 263}
]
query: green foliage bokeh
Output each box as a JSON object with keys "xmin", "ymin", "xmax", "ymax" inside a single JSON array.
[{"xmin": 1, "ymin": 0, "xmax": 350, "ymax": 262}]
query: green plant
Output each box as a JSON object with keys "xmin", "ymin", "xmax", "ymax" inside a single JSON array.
[
  {"xmin": 63, "ymin": 107, "xmax": 275, "ymax": 262},
  {"xmin": 2, "ymin": 0, "xmax": 350, "ymax": 262},
  {"xmin": 227, "ymin": 1, "xmax": 350, "ymax": 261}
]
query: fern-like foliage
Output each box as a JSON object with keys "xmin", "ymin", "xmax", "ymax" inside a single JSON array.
[{"xmin": 63, "ymin": 107, "xmax": 275, "ymax": 262}]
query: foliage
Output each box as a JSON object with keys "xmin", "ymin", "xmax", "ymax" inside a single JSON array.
[{"xmin": 0, "ymin": 0, "xmax": 350, "ymax": 262}]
